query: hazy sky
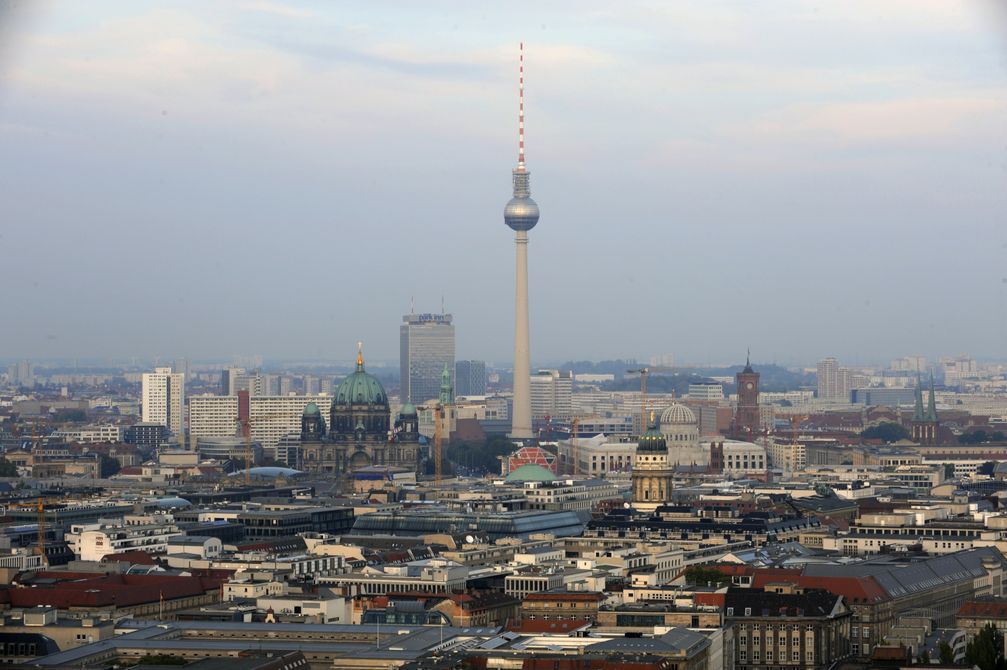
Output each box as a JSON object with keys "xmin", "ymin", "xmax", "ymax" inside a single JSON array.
[{"xmin": 2, "ymin": 1, "xmax": 1006, "ymax": 368}]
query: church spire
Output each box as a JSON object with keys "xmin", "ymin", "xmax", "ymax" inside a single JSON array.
[
  {"xmin": 913, "ymin": 374, "xmax": 925, "ymax": 422},
  {"xmin": 926, "ymin": 372, "xmax": 939, "ymax": 422},
  {"xmin": 356, "ymin": 341, "xmax": 365, "ymax": 372},
  {"xmin": 439, "ymin": 362, "xmax": 454, "ymax": 404}
]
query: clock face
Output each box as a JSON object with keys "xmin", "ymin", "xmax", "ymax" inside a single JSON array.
[{"xmin": 746, "ymin": 382, "xmax": 754, "ymax": 390}]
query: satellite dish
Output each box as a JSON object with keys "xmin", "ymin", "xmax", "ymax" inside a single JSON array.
[{"xmin": 465, "ymin": 535, "xmax": 476, "ymax": 544}]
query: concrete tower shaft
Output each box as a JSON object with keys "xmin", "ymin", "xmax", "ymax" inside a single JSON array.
[{"xmin": 505, "ymin": 43, "xmax": 536, "ymax": 439}]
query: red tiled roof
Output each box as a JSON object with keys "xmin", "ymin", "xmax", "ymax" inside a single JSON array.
[
  {"xmin": 750, "ymin": 568, "xmax": 801, "ymax": 586},
  {"xmin": 9, "ymin": 572, "xmax": 224, "ymax": 609},
  {"xmin": 752, "ymin": 570, "xmax": 889, "ymax": 604},
  {"xmin": 959, "ymin": 600, "xmax": 1007, "ymax": 619},
  {"xmin": 695, "ymin": 593, "xmax": 726, "ymax": 607},
  {"xmin": 101, "ymin": 550, "xmax": 158, "ymax": 565}
]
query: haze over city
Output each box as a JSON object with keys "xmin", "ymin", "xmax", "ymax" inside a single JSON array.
[{"xmin": 3, "ymin": 1, "xmax": 1007, "ymax": 366}]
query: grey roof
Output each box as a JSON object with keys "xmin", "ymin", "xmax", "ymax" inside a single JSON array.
[
  {"xmin": 35, "ymin": 621, "xmax": 502, "ymax": 666},
  {"xmin": 801, "ymin": 548, "xmax": 1006, "ymax": 599},
  {"xmin": 587, "ymin": 627, "xmax": 710, "ymax": 657}
]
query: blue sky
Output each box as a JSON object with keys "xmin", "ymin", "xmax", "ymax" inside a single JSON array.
[{"xmin": 2, "ymin": 1, "xmax": 1006, "ymax": 367}]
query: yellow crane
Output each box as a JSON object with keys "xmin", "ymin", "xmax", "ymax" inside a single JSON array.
[
  {"xmin": 627, "ymin": 367, "xmax": 650, "ymax": 435},
  {"xmin": 417, "ymin": 404, "xmax": 447, "ymax": 484},
  {"xmin": 9, "ymin": 497, "xmax": 52, "ymax": 567},
  {"xmin": 570, "ymin": 417, "xmax": 580, "ymax": 477}
]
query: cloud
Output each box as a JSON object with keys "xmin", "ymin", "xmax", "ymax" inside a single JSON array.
[
  {"xmin": 234, "ymin": 1, "xmax": 316, "ymax": 19},
  {"xmin": 738, "ymin": 95, "xmax": 1007, "ymax": 145}
]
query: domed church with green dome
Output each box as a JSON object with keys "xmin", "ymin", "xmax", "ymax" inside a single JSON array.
[{"xmin": 301, "ymin": 343, "xmax": 422, "ymax": 474}]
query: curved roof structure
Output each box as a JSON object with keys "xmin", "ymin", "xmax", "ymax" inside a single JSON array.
[{"xmin": 505, "ymin": 463, "xmax": 557, "ymax": 482}]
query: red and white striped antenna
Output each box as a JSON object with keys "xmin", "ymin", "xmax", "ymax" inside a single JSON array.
[{"xmin": 518, "ymin": 42, "xmax": 525, "ymax": 168}]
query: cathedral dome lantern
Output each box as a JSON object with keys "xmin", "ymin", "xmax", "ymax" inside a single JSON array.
[
  {"xmin": 329, "ymin": 343, "xmax": 391, "ymax": 446},
  {"xmin": 333, "ymin": 346, "xmax": 388, "ymax": 410},
  {"xmin": 637, "ymin": 414, "xmax": 668, "ymax": 453}
]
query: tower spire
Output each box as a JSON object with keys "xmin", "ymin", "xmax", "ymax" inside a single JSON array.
[
  {"xmin": 927, "ymin": 372, "xmax": 939, "ymax": 422},
  {"xmin": 518, "ymin": 41, "xmax": 525, "ymax": 168},
  {"xmin": 356, "ymin": 341, "xmax": 364, "ymax": 371}
]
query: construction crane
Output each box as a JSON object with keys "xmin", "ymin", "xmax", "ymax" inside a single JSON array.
[
  {"xmin": 627, "ymin": 367, "xmax": 650, "ymax": 435},
  {"xmin": 788, "ymin": 414, "xmax": 810, "ymax": 446},
  {"xmin": 417, "ymin": 404, "xmax": 446, "ymax": 484},
  {"xmin": 570, "ymin": 417, "xmax": 580, "ymax": 477},
  {"xmin": 9, "ymin": 497, "xmax": 52, "ymax": 567},
  {"xmin": 233, "ymin": 412, "xmax": 297, "ymax": 485}
]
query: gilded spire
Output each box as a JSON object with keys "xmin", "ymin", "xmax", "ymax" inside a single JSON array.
[{"xmin": 356, "ymin": 341, "xmax": 364, "ymax": 371}]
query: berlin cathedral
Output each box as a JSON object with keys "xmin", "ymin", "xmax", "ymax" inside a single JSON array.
[{"xmin": 300, "ymin": 346, "xmax": 423, "ymax": 474}]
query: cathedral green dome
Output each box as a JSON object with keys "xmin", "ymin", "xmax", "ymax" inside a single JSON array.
[
  {"xmin": 333, "ymin": 349, "xmax": 388, "ymax": 408},
  {"xmin": 303, "ymin": 402, "xmax": 320, "ymax": 416},
  {"xmin": 400, "ymin": 402, "xmax": 417, "ymax": 417},
  {"xmin": 637, "ymin": 422, "xmax": 668, "ymax": 453}
]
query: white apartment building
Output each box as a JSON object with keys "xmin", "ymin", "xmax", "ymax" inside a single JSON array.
[
  {"xmin": 817, "ymin": 358, "xmax": 839, "ymax": 400},
  {"xmin": 530, "ymin": 369, "xmax": 573, "ymax": 420},
  {"xmin": 51, "ymin": 425, "xmax": 123, "ymax": 444},
  {"xmin": 521, "ymin": 479, "xmax": 622, "ymax": 512},
  {"xmin": 71, "ymin": 520, "xmax": 183, "ymax": 561},
  {"xmin": 141, "ymin": 367, "xmax": 184, "ymax": 434},
  {"xmin": 319, "ymin": 558, "xmax": 467, "ymax": 596},
  {"xmin": 188, "ymin": 394, "xmax": 332, "ymax": 450},
  {"xmin": 688, "ymin": 383, "xmax": 724, "ymax": 401}
]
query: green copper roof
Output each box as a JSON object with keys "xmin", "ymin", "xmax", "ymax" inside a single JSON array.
[
  {"xmin": 303, "ymin": 402, "xmax": 320, "ymax": 415},
  {"xmin": 505, "ymin": 464, "xmax": 557, "ymax": 483},
  {"xmin": 400, "ymin": 402, "xmax": 417, "ymax": 416},
  {"xmin": 333, "ymin": 350, "xmax": 388, "ymax": 408},
  {"xmin": 637, "ymin": 418, "xmax": 667, "ymax": 453}
]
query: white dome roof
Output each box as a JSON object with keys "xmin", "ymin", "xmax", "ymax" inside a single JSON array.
[{"xmin": 660, "ymin": 403, "xmax": 696, "ymax": 427}]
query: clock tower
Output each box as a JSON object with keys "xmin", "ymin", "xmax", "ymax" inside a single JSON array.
[{"xmin": 734, "ymin": 352, "xmax": 761, "ymax": 437}]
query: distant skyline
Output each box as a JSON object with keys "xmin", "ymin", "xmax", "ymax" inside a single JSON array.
[{"xmin": 2, "ymin": 2, "xmax": 1006, "ymax": 365}]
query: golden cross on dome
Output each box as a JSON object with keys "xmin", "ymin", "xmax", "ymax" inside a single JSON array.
[{"xmin": 356, "ymin": 341, "xmax": 364, "ymax": 367}]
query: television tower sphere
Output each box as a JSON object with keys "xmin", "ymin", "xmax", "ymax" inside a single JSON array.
[{"xmin": 504, "ymin": 192, "xmax": 539, "ymax": 231}]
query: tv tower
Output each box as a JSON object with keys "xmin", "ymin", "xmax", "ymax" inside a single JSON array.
[{"xmin": 503, "ymin": 42, "xmax": 540, "ymax": 439}]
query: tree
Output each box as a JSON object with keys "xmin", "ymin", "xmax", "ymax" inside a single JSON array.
[
  {"xmin": 918, "ymin": 649, "xmax": 930, "ymax": 664},
  {"xmin": 446, "ymin": 436, "xmax": 516, "ymax": 475},
  {"xmin": 965, "ymin": 623, "xmax": 1006, "ymax": 670},
  {"xmin": 99, "ymin": 454, "xmax": 120, "ymax": 478},
  {"xmin": 945, "ymin": 464, "xmax": 956, "ymax": 480},
  {"xmin": 0, "ymin": 458, "xmax": 19, "ymax": 478},
  {"xmin": 860, "ymin": 422, "xmax": 910, "ymax": 443},
  {"xmin": 683, "ymin": 566, "xmax": 730, "ymax": 587},
  {"xmin": 939, "ymin": 639, "xmax": 955, "ymax": 665}
]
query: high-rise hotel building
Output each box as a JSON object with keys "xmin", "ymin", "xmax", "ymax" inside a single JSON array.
[{"xmin": 400, "ymin": 313, "xmax": 455, "ymax": 404}]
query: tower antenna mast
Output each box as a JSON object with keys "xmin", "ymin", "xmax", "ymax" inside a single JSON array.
[{"xmin": 518, "ymin": 41, "xmax": 525, "ymax": 168}]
